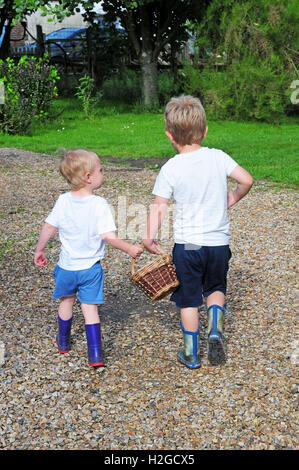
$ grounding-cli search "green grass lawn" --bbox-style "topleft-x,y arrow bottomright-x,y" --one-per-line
0,98 -> 298,187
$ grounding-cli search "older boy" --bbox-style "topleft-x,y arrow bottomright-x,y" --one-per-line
143,96 -> 253,369
34,149 -> 143,367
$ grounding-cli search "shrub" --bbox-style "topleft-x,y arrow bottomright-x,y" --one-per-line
182,56 -> 290,123
0,56 -> 59,134
100,68 -> 182,109
75,74 -> 99,119
183,0 -> 299,123
158,71 -> 182,105
101,68 -> 142,104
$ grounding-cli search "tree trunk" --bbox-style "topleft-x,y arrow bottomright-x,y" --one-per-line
140,51 -> 159,108
0,20 -> 11,60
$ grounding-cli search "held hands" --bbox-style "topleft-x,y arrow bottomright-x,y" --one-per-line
34,250 -> 48,267
128,244 -> 144,259
142,239 -> 161,255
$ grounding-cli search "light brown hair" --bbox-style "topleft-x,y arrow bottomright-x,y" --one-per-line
59,149 -> 100,190
164,95 -> 206,145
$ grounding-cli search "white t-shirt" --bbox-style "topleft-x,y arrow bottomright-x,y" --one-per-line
153,147 -> 238,246
45,192 -> 116,270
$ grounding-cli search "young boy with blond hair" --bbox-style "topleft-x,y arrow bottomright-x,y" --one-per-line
34,149 -> 143,367
143,96 -> 253,369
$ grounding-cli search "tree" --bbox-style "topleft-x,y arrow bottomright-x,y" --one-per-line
194,0 -> 299,68
37,0 -> 210,107
101,0 -> 209,107
1,0 -> 210,106
0,0 -> 20,59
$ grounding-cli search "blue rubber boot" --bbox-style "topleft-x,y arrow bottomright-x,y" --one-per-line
85,323 -> 104,367
177,321 -> 201,369
207,304 -> 226,365
56,315 -> 73,354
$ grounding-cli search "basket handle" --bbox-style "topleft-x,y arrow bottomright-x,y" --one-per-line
130,243 -> 167,276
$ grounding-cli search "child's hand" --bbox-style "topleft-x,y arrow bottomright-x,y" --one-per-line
34,250 -> 48,267
142,240 -> 161,254
227,190 -> 238,209
34,223 -> 56,267
128,244 -> 144,259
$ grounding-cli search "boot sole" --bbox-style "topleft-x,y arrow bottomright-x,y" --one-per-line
56,339 -> 70,354
177,353 -> 201,369
88,361 -> 104,367
208,336 -> 225,365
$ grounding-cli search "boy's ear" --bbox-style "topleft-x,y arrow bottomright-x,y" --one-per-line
84,171 -> 91,183
165,131 -> 175,144
202,126 -> 208,140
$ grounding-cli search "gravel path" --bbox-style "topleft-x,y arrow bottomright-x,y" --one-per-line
0,148 -> 297,450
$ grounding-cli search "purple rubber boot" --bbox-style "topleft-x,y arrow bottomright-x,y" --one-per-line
85,323 -> 104,367
56,315 -> 73,354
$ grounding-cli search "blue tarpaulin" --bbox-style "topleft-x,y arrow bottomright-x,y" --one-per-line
0,21 -> 6,47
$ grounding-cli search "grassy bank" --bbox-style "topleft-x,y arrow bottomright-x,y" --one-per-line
0,98 -> 298,187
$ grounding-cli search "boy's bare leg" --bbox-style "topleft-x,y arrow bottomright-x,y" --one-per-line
206,291 -> 225,308
81,303 -> 100,324
181,292 -> 225,330
58,296 -> 76,320
180,307 -> 199,332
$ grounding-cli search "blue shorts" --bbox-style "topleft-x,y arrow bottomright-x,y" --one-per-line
52,261 -> 105,304
170,244 -> 231,308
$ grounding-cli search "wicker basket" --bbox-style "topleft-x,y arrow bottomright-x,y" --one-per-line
131,247 -> 179,301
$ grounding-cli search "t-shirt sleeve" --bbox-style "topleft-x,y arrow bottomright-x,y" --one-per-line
97,200 -> 116,235
152,167 -> 173,199
45,197 -> 62,228
221,151 -> 239,176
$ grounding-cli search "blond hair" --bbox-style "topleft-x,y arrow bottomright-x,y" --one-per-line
59,149 -> 100,190
164,95 -> 206,145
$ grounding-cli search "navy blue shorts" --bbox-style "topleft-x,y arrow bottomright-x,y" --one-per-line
170,244 -> 231,308
52,261 -> 105,304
